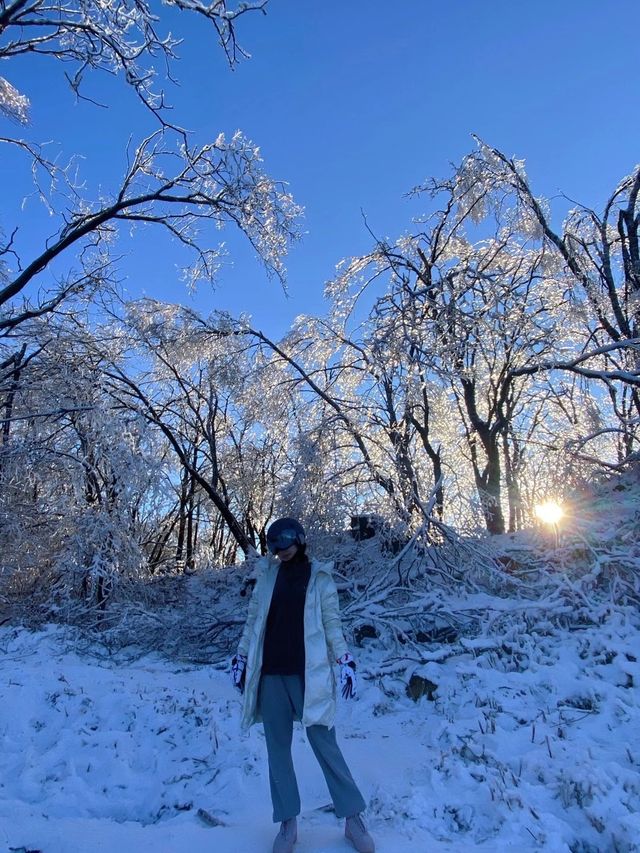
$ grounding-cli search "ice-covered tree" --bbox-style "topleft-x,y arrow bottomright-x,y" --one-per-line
100,300 -> 300,561
317,159 -> 569,532
0,311 -> 168,615
0,0 -> 302,603
458,141 -> 640,467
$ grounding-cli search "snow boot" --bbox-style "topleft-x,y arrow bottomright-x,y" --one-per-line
272,817 -> 297,853
345,813 -> 375,853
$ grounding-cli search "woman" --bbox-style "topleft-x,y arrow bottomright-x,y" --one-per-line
232,517 -> 375,853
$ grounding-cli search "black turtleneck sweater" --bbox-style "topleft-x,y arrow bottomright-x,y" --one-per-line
261,552 -> 311,676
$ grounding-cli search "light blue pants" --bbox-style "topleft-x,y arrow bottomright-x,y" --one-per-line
258,673 -> 366,823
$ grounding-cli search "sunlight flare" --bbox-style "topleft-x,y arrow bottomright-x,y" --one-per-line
535,500 -> 564,525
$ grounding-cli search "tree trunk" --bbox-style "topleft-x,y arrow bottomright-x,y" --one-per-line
407,383 -> 444,519
502,429 -> 524,533
0,344 -> 26,484
461,378 -> 505,535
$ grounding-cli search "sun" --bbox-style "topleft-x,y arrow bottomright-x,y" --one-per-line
535,500 -> 564,525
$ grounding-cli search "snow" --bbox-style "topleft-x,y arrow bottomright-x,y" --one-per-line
1,608 -> 638,852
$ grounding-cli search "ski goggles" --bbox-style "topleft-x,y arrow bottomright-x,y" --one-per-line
267,529 -> 300,554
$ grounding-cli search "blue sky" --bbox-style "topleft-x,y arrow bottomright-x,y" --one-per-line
3,0 -> 640,338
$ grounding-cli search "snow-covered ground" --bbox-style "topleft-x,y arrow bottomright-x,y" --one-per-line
1,608 -> 638,853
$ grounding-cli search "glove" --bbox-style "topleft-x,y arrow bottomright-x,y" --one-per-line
337,652 -> 357,699
231,654 -> 247,693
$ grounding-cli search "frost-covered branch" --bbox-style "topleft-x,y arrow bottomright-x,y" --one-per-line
510,339 -> 640,387
0,130 -> 301,330
0,0 -> 268,123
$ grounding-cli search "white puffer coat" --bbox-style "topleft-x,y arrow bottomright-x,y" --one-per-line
237,556 -> 349,731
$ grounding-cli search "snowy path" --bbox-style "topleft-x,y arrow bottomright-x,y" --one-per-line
0,622 -> 638,852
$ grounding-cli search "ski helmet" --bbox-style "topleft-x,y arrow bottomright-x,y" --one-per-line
266,517 -> 306,554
